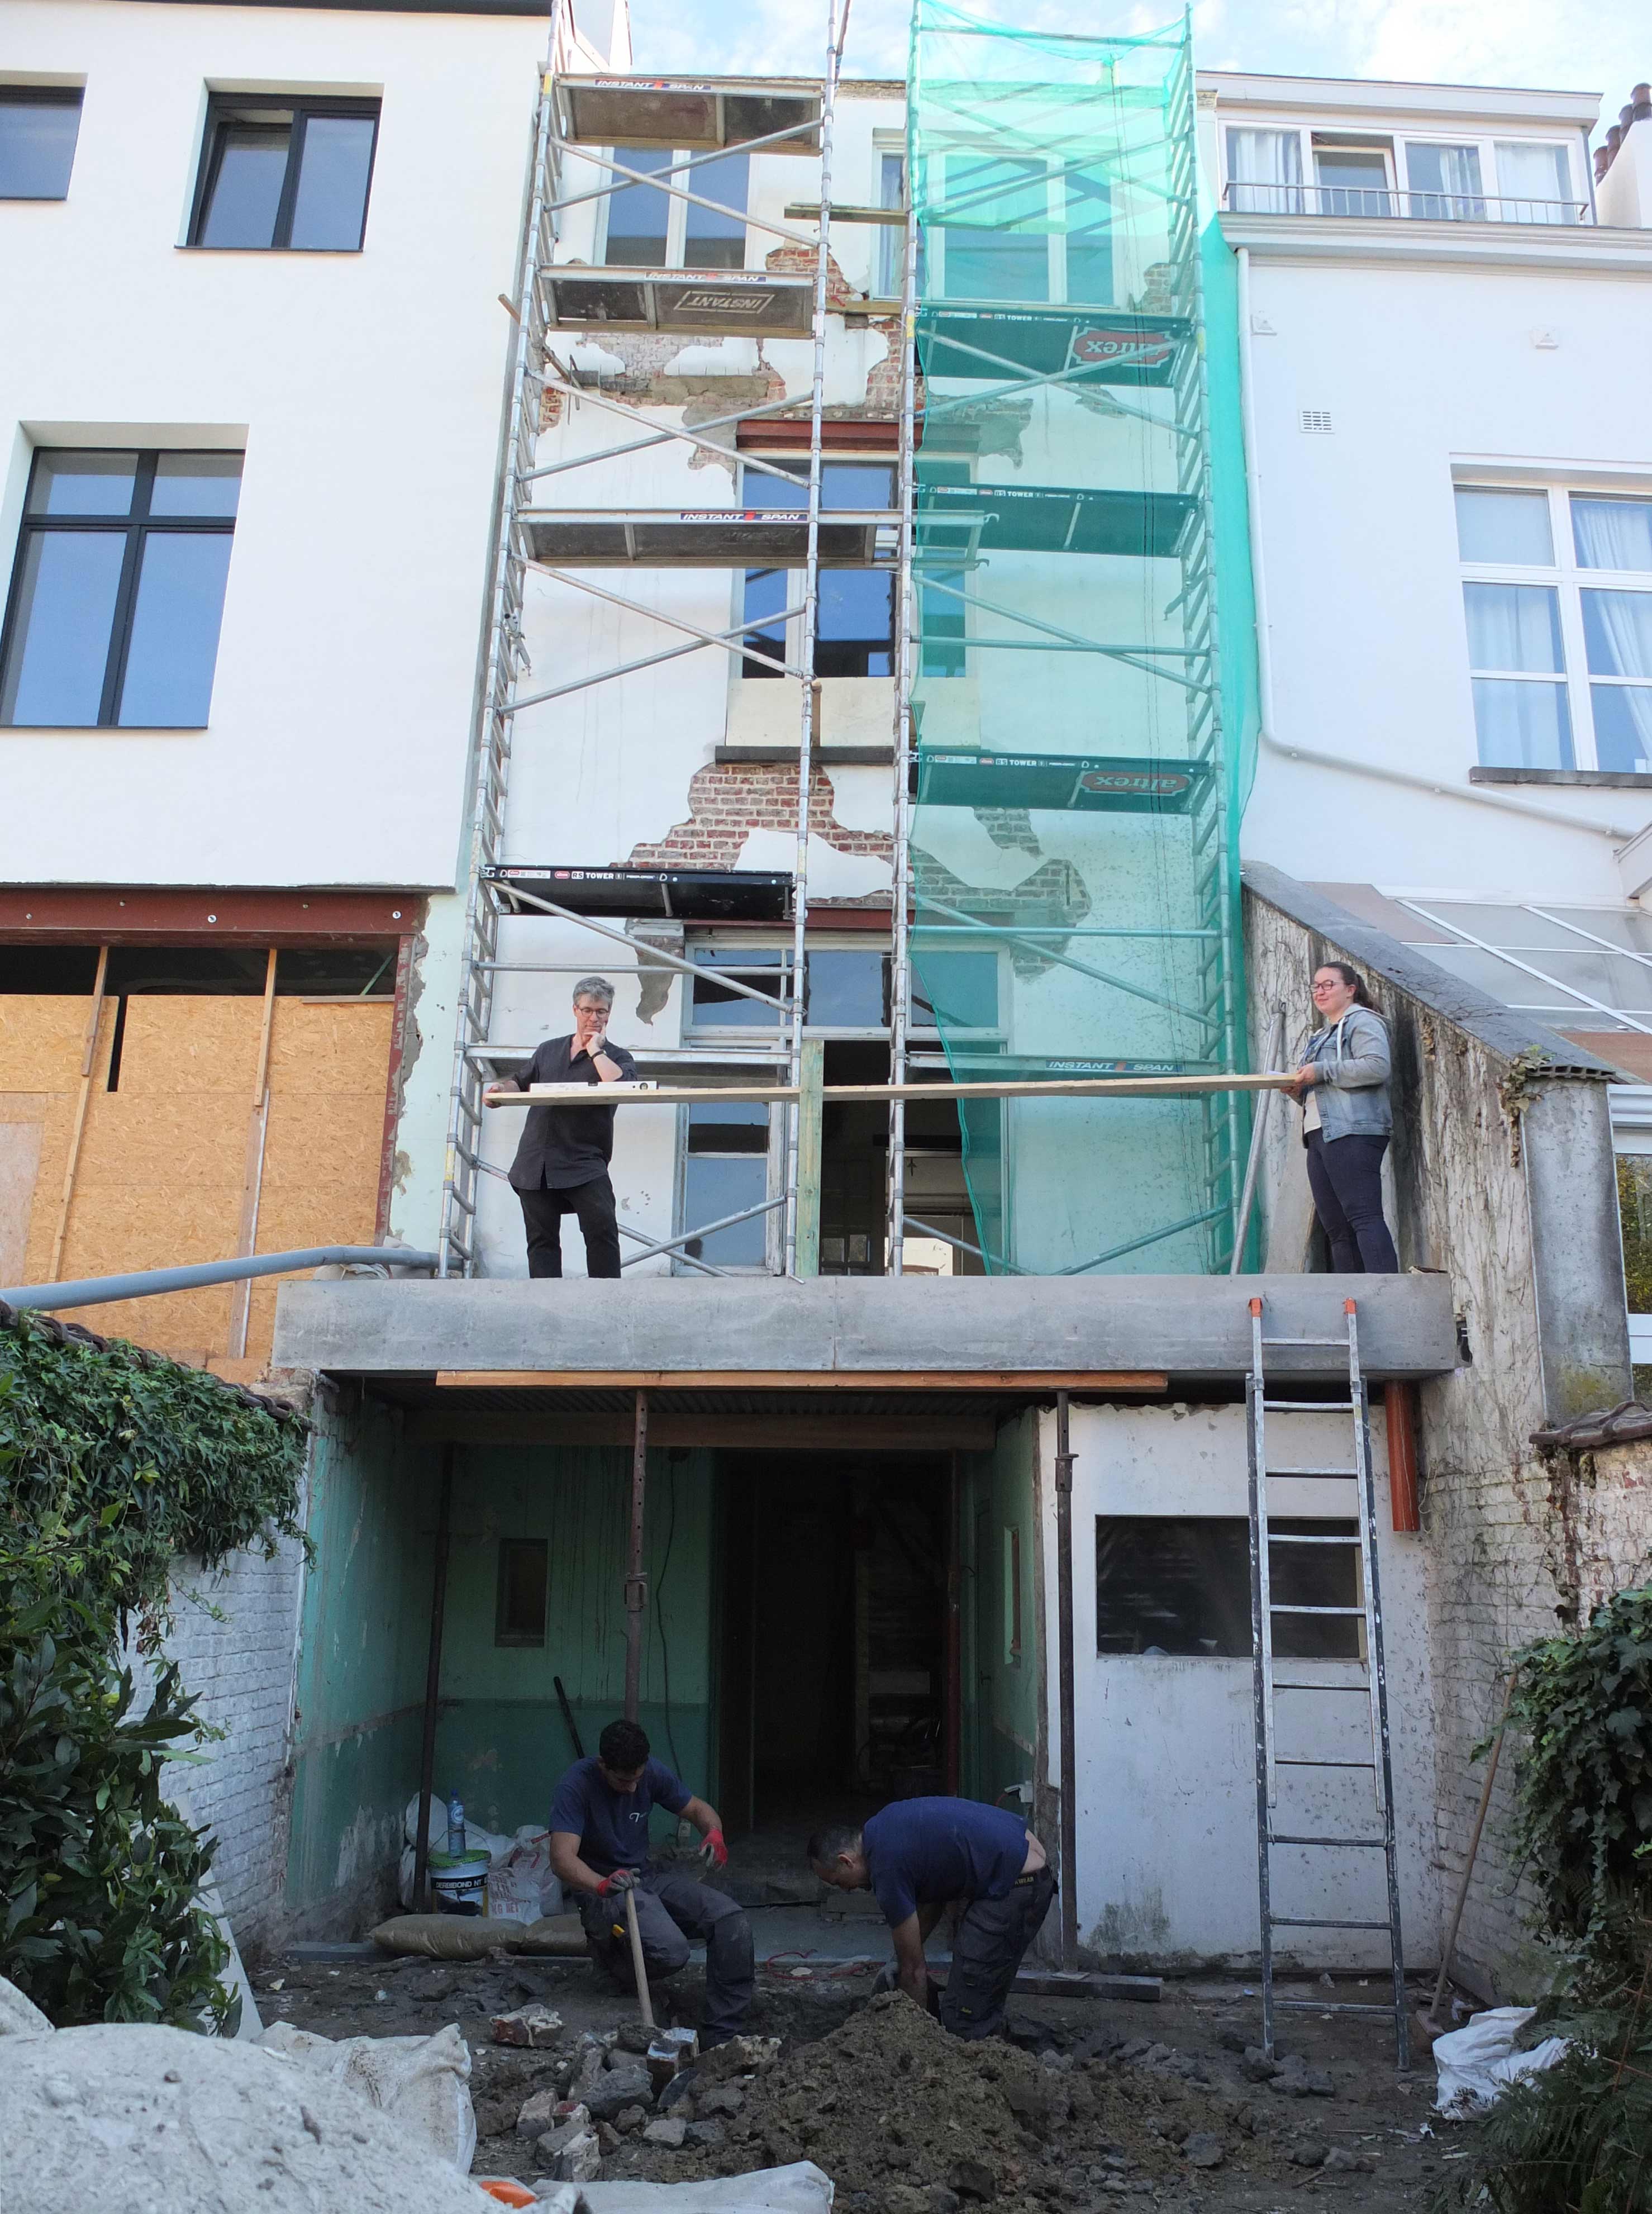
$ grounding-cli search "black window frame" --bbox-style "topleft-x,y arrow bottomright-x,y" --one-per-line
494,1538 -> 550,1648
187,92 -> 381,253
0,85 -> 84,201
0,447 -> 242,730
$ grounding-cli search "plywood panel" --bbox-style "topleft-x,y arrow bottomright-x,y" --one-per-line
0,1105 -> 46,1282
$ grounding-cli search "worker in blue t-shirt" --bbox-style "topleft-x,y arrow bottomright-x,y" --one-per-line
549,1717 -> 753,2046
808,1796 -> 1053,2040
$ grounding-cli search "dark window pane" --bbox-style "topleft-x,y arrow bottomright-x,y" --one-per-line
274,947 -> 398,996
1268,1519 -> 1361,1660
687,1099 -> 769,1152
0,92 -> 82,199
806,949 -> 886,1027
1,530 -> 124,725
0,946 -> 101,994
910,951 -> 998,1029
691,947 -> 787,1028
822,462 -> 896,510
496,1539 -> 548,1646
817,569 -> 893,676
742,564 -> 789,676
944,157 -> 1049,302
105,947 -> 271,994
742,465 -> 805,511
604,145 -> 672,265
1064,169 -> 1112,303
116,533 -> 234,725
31,450 -> 137,516
150,453 -> 242,519
1096,1517 -> 1252,1655
683,1154 -> 769,1264
289,113 -> 376,249
683,150 -> 747,268
199,122 -> 290,248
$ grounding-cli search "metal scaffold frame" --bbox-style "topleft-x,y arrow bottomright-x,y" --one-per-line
439,0 -> 860,1280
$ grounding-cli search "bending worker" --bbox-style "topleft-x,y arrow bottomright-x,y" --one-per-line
549,1719 -> 753,2049
809,1795 -> 1054,2041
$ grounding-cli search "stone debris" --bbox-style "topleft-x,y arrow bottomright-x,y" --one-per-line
686,2118 -> 726,2149
1288,2136 -> 1329,2167
585,2063 -> 654,2120
1180,2132 -> 1225,2169
549,2127 -> 602,2183
643,2115 -> 689,2148
492,2004 -> 564,2049
517,2090 -> 582,2139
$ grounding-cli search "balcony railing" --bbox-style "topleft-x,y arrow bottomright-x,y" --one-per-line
1222,182 -> 1591,226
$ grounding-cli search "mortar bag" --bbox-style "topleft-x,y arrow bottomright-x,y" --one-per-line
259,2018 -> 477,2171
1432,2006 -> 1572,2117
489,1830 -> 562,1925
370,1913 -> 523,1960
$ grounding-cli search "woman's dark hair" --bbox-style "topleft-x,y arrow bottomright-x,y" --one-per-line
1314,959 -> 1374,1008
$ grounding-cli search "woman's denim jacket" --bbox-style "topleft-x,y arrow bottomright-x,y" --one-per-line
1299,1004 -> 1392,1141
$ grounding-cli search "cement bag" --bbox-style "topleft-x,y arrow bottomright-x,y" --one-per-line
504,1913 -> 588,1958
1434,2006 -> 1572,2116
370,1913 -> 521,1960
578,2161 -> 836,2213
260,2018 -> 477,2172
489,1830 -> 563,1925
399,1796 -> 516,1910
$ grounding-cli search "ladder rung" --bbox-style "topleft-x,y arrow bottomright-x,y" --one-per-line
1268,1533 -> 1362,1547
1276,1680 -> 1370,1692
1269,1916 -> 1392,1930
1269,1833 -> 1386,1847
1273,1999 -> 1398,2015
1261,1335 -> 1349,1347
1270,1603 -> 1366,1616
1276,1756 -> 1375,1769
1266,1466 -> 1356,1477
1265,1399 -> 1355,1410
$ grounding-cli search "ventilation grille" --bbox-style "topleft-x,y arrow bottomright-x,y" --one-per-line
1298,408 -> 1334,434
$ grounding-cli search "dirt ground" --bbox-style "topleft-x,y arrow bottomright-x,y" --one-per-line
254,1945 -> 1470,2211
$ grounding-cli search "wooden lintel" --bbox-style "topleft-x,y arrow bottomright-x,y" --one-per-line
406,1412 -> 999,1450
432,1369 -> 1169,1393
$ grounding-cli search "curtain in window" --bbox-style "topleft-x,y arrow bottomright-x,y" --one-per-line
1573,497 -> 1652,573
1494,141 -> 1573,223
1225,128 -> 1303,213
1464,581 -> 1563,671
1464,582 -> 1572,768
1582,590 -> 1652,771
1405,142 -> 1484,221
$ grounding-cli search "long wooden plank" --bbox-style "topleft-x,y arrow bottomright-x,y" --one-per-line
406,1411 -> 999,1449
488,1073 -> 1294,1108
433,1368 -> 1169,1391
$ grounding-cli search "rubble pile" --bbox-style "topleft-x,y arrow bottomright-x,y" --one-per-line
607,1994 -> 1370,2209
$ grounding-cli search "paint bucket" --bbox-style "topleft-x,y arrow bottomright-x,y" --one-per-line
429,1847 -> 490,1916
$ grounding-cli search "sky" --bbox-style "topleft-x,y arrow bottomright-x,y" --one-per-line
619,0 -> 1647,131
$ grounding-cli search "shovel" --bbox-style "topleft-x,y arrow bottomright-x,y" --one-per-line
623,1884 -> 655,2031
1413,1664 -> 1520,2054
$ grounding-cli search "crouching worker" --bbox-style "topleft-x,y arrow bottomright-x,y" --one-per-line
809,1797 -> 1054,2041
549,1718 -> 753,2048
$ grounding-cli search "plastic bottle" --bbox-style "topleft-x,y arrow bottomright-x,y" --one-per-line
447,1793 -> 465,1856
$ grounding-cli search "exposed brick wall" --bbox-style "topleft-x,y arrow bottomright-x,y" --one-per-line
127,1528 -> 308,1954
626,759 -> 892,878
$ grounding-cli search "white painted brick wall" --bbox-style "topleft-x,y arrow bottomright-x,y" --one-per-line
127,1510 -> 309,1951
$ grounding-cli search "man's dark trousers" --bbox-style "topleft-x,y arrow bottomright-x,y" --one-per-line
578,1873 -> 754,2044
939,1867 -> 1056,2040
518,1172 -> 621,1279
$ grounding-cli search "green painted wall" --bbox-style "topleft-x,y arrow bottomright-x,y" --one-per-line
285,1394 -> 441,1930
961,1414 -> 1040,1807
434,1445 -> 716,1850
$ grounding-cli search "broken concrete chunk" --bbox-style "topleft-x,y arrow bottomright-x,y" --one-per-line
493,2004 -> 564,2049
548,2126 -> 602,2183
585,2064 -> 654,2120
1240,2045 -> 1283,2082
518,2091 -> 584,2139
685,2118 -> 726,2149
614,2104 -> 649,2134
643,2114 -> 688,2148
596,2120 -> 622,2153
1287,2137 -> 1329,2168
696,2083 -> 745,2117
1322,2146 -> 1363,2172
1181,2132 -> 1225,2169
948,2158 -> 997,2201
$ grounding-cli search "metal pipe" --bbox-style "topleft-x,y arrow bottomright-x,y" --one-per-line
886,174 -> 918,1279
491,885 -> 789,1010
517,571 -> 807,687
413,1446 -> 455,1913
544,116 -> 827,220
1054,1393 -> 1078,1968
529,379 -> 820,490
520,388 -> 807,484
623,1391 -> 649,1722
945,1451 -> 963,1793
2,1245 -> 440,1314
1229,1003 -> 1287,1273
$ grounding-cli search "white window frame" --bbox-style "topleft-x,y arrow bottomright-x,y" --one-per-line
873,134 -> 906,300
1220,120 -> 1579,224
596,144 -> 750,270
926,150 -> 1117,307
1457,482 -> 1652,775
1609,1087 -> 1652,1365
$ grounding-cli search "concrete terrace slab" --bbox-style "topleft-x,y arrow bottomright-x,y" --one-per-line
272,1273 -> 1456,1384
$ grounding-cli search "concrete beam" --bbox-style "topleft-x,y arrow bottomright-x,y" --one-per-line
274,1272 -> 1456,1385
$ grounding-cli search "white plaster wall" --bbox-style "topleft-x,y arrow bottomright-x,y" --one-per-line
0,0 -> 554,889
1237,248 -> 1652,899
1040,1400 -> 1439,1972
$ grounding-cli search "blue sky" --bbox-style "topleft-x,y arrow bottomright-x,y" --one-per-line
621,0 -> 1645,135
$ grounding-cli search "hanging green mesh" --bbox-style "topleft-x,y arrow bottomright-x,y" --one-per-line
906,0 -> 1260,1276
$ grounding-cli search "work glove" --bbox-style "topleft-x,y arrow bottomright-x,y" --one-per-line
870,1961 -> 897,1997
699,1828 -> 729,1871
596,1869 -> 635,1897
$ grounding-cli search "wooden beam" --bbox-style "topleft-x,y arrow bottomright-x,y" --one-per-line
404,1410 -> 999,1450
488,1073 -> 1295,1109
433,1369 -> 1168,1392
49,945 -> 108,1280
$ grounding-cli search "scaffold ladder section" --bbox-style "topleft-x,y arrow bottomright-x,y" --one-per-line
439,4 -> 851,1278
1245,1296 -> 1409,2066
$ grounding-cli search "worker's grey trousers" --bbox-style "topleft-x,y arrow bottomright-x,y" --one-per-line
940,1867 -> 1056,2041
579,1873 -> 754,2046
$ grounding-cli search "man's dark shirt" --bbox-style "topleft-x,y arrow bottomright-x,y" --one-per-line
863,1797 -> 1029,1927
508,1032 -> 639,1191
548,1755 -> 691,1876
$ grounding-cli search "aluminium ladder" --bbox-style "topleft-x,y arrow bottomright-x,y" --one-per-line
1245,1295 -> 1409,2065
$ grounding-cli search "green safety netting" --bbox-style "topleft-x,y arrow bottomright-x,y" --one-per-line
906,0 -> 1260,1276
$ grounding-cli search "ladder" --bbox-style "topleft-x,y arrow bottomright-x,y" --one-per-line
1245,1294 -> 1408,2065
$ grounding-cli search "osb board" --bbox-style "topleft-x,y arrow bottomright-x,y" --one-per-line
0,1113 -> 47,1282
27,997 -> 391,1373
2,997 -> 109,1292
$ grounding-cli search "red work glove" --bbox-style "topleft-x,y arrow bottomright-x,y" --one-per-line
596,1869 -> 635,1897
699,1828 -> 728,1871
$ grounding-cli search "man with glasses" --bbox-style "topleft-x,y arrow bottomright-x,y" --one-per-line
487,976 -> 637,1278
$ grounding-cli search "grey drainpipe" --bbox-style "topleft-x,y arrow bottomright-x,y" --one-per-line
1,1246 -> 439,1314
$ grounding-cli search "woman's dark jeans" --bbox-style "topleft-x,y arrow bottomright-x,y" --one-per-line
1305,1130 -> 1399,1274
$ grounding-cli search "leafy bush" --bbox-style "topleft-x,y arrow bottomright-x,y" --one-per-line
0,1317 -> 308,2026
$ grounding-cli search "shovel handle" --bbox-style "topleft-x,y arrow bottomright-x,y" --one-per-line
624,1884 -> 655,2030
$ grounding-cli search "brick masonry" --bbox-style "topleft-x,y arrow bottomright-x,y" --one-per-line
626,758 -> 892,883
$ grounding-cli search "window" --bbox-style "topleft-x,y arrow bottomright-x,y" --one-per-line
688,944 -> 791,1031
1004,1527 -> 1022,1661
741,459 -> 897,680
1405,142 -> 1484,221
189,95 -> 379,251
1456,486 -> 1652,774
680,1099 -> 770,1268
0,87 -> 82,199
495,1540 -> 549,1647
876,150 -> 905,298
1493,140 -> 1575,224
1096,1517 -> 1361,1660
685,944 -> 887,1032
1222,121 -> 1575,224
932,153 -> 1112,306
1225,127 -> 1305,215
1313,139 -> 1394,217
1,449 -> 241,729
601,146 -> 748,269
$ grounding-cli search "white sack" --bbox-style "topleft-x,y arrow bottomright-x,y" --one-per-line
1434,2006 -> 1572,2116
260,2018 -> 478,2172
399,1795 -> 517,1910
575,2161 -> 835,2212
